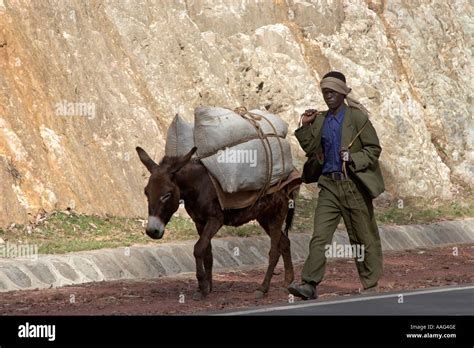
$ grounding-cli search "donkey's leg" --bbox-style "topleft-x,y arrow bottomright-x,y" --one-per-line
255,217 -> 282,299
194,222 -> 213,294
203,243 -> 213,293
193,219 -> 221,301
279,233 -> 294,286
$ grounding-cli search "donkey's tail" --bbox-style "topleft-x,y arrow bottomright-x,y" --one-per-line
283,189 -> 298,236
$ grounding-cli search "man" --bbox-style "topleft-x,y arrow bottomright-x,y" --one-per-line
288,71 -> 385,300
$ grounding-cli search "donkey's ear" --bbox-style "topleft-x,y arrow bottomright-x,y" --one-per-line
136,147 -> 158,173
170,146 -> 197,174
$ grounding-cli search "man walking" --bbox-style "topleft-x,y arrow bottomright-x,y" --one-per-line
289,71 -> 385,300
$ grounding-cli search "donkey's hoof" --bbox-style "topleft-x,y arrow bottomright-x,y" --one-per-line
192,291 -> 204,301
254,290 -> 266,299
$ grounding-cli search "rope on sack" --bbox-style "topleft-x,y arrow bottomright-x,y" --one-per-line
233,106 -> 287,208
233,106 -> 272,207
256,113 -> 286,193
196,106 -> 287,207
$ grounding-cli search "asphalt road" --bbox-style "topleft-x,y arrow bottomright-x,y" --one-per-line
217,284 -> 474,315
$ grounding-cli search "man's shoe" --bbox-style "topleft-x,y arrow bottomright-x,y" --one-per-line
288,282 -> 317,300
359,283 -> 379,294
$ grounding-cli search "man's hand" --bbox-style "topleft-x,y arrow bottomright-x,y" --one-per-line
301,109 -> 318,126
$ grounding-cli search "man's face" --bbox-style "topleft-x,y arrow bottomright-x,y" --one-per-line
322,88 -> 345,110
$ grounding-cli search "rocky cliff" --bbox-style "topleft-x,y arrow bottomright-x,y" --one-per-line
0,0 -> 472,226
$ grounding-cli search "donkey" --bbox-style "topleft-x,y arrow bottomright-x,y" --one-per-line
136,146 -> 299,300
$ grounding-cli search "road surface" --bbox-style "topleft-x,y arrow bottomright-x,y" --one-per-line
217,284 -> 474,315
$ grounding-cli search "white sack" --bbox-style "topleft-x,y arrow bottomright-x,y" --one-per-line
165,114 -> 195,157
194,106 -> 293,193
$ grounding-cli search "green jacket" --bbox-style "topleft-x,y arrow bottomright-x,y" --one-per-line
295,105 -> 385,198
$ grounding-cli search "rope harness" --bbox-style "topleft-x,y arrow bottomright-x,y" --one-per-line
197,106 -> 288,208
233,107 -> 286,207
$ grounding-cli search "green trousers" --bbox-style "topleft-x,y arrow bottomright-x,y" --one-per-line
301,174 -> 383,289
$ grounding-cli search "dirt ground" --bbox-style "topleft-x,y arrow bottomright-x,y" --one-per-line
0,244 -> 472,315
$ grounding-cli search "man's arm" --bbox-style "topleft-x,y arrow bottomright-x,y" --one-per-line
295,109 -> 322,155
295,124 -> 318,155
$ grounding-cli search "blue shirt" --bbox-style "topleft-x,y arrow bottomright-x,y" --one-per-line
322,105 -> 346,174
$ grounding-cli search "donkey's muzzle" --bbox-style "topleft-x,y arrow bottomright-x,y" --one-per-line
146,216 -> 165,239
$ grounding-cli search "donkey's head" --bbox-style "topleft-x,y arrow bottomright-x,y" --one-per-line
136,146 -> 197,239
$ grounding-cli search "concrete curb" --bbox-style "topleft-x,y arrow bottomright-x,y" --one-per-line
0,219 -> 472,292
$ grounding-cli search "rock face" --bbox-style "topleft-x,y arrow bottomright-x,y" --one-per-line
0,0 -> 472,227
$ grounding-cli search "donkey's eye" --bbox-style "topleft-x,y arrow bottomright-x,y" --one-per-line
160,192 -> 172,202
